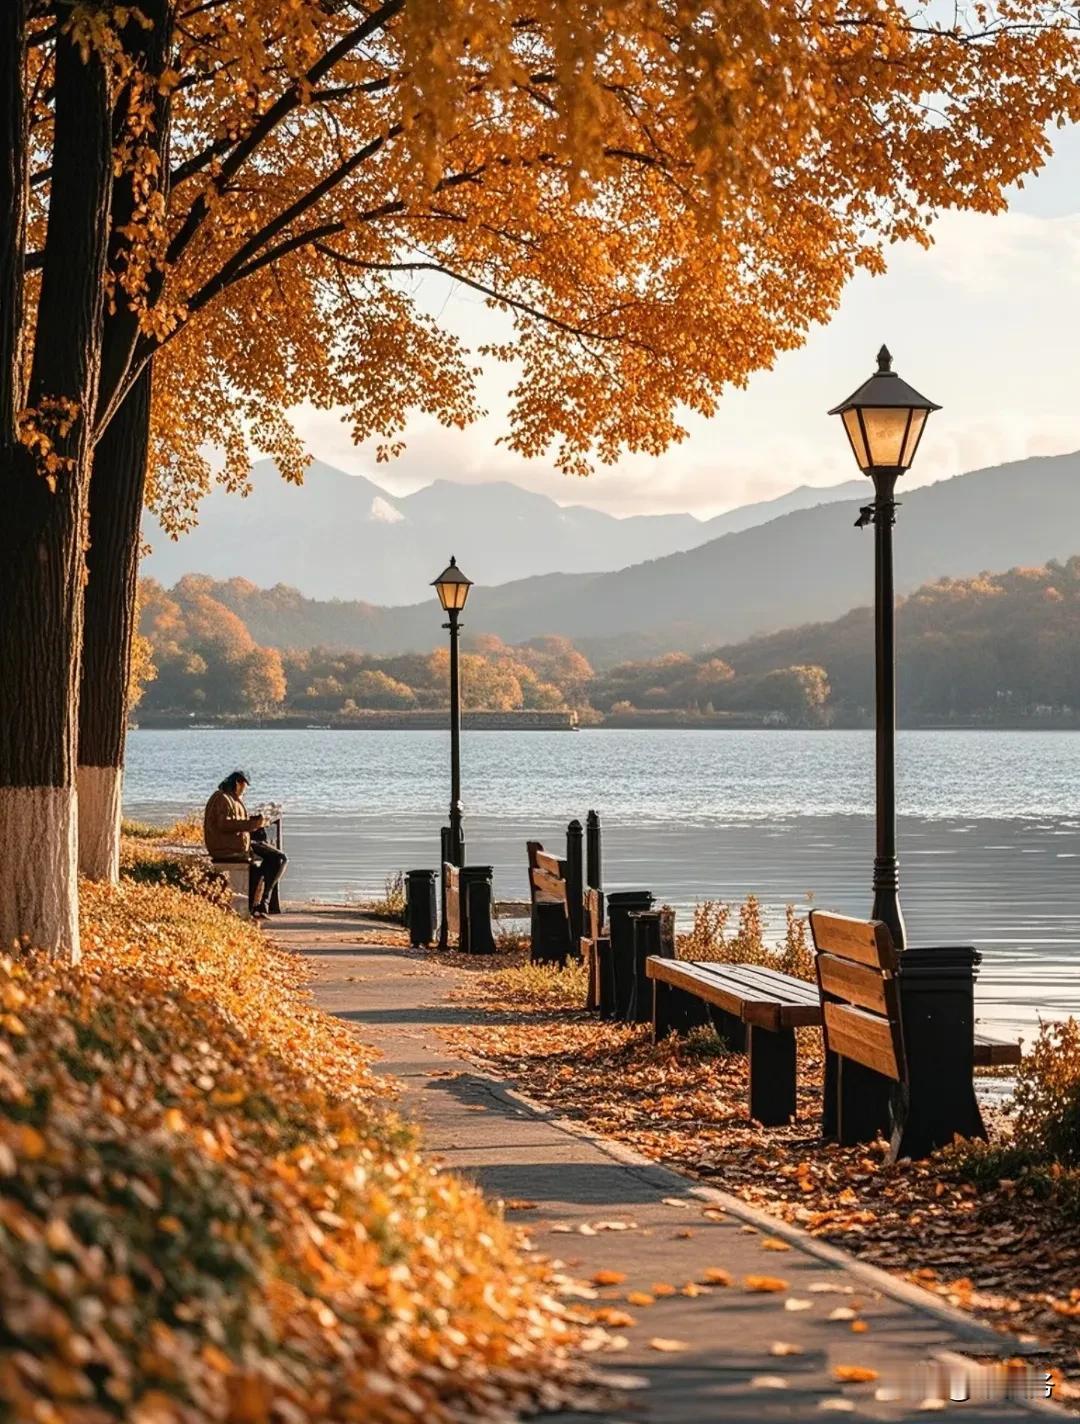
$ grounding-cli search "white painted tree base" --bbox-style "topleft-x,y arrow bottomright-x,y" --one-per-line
0,785 -> 80,962
77,763 -> 122,883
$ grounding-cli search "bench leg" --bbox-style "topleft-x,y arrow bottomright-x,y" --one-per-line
653,979 -> 674,1042
707,1004 -> 746,1052
748,1025 -> 797,1127
837,1057 -> 893,1146
822,1049 -> 839,1138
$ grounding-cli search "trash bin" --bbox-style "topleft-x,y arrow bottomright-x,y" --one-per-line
406,869 -> 437,948
605,890 -> 653,1019
459,865 -> 496,954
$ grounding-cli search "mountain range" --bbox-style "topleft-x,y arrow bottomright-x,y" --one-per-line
187,450 -> 1080,664
143,460 -> 865,604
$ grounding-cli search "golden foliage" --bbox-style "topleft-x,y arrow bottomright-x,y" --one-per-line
0,876 -> 578,1422
24,1 -> 1080,515
676,896 -> 814,980
1012,1018 -> 1080,1165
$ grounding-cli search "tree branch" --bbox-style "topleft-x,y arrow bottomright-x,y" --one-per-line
164,0 -> 404,266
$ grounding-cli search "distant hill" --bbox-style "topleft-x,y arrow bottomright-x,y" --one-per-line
157,451 -> 1080,665
363,450 -> 1080,660
591,556 -> 1080,725
141,459 -> 864,604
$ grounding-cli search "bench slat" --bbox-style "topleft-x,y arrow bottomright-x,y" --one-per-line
824,1002 -> 902,1081
530,868 -> 568,904
647,958 -> 821,1030
817,952 -> 890,1017
710,963 -> 819,1002
810,911 -> 895,971
534,850 -> 564,878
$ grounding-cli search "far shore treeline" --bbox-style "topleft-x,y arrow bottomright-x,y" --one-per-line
136,558 -> 1080,729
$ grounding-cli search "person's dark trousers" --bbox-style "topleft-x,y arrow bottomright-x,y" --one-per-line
249,844 -> 287,913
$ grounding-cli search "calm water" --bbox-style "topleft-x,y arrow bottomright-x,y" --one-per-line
124,728 -> 1080,1038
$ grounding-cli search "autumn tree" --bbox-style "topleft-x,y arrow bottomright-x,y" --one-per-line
6,1 -> 1080,958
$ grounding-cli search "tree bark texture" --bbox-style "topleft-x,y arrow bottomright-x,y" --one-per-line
0,16 -> 113,959
77,0 -> 172,881
78,368 -> 151,880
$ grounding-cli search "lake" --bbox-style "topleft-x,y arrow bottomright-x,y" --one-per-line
124,727 -> 1080,1040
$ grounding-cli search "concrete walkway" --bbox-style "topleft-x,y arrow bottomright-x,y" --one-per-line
272,907 -> 1061,1422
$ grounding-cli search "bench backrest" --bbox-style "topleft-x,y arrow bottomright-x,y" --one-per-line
527,841 -> 569,912
809,910 -> 905,1083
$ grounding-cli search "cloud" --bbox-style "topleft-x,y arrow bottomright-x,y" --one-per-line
369,495 -> 405,524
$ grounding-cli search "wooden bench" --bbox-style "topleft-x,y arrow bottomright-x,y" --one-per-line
527,816 -> 596,966
648,957 -> 820,1126
810,910 -> 1022,1160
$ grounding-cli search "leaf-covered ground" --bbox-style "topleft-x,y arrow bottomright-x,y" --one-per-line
441,960 -> 1080,1404
0,877 -> 586,1423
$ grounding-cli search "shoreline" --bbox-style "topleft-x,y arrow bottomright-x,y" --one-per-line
129,716 -> 1080,732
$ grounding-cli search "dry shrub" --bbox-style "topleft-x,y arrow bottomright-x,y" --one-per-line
676,895 -> 814,981
1013,1017 -> 1080,1166
493,920 -> 531,954
0,877 -> 577,1422
366,870 -> 406,920
479,959 -> 590,1008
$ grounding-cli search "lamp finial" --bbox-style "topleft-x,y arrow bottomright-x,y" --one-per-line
877,344 -> 893,374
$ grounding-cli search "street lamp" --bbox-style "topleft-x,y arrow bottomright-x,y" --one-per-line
830,346 -> 940,950
432,556 -> 473,870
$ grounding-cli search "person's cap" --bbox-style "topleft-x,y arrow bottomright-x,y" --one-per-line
231,770 -> 251,785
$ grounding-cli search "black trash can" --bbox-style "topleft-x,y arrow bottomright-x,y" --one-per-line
459,864 -> 497,954
406,869 -> 437,948
604,890 -> 653,1019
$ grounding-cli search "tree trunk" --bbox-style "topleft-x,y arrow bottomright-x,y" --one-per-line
77,0 -> 172,882
0,15 -> 113,961
78,368 -> 151,880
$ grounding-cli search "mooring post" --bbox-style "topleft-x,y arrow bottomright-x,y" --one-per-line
566,818 -> 584,950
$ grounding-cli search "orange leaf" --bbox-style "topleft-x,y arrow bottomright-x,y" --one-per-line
592,1270 -> 626,1286
833,1365 -> 878,1383
744,1275 -> 789,1293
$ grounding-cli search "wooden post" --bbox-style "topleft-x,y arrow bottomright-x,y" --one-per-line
585,810 -> 602,892
566,819 -> 584,951
628,910 -> 662,1023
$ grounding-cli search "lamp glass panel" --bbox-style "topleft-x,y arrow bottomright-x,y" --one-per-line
841,409 -> 871,471
436,578 -> 469,611
859,406 -> 913,469
899,409 -> 928,468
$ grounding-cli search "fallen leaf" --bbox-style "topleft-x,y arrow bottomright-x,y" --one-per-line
651,1283 -> 677,1297
784,1298 -> 812,1312
648,1337 -> 689,1352
681,1281 -> 707,1297
818,1399 -> 856,1413
751,1375 -> 789,1389
761,1237 -> 791,1252
703,1267 -> 733,1286
592,1270 -> 626,1286
769,1341 -> 804,1356
592,1308 -> 636,1327
744,1276 -> 789,1293
833,1365 -> 878,1383
626,1291 -> 655,1307
828,1307 -> 858,1322
662,1197 -> 689,1209
850,1320 -> 869,1334
503,1200 -> 537,1211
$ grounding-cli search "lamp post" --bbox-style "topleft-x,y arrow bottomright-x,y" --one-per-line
829,346 -> 939,951
432,556 -> 473,869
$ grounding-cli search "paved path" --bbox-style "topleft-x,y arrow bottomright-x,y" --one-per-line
273,907 -> 1061,1422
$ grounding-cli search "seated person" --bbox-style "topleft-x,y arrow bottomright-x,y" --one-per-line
203,770 -> 287,919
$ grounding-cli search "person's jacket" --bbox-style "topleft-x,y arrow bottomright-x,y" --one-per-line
203,789 -> 259,860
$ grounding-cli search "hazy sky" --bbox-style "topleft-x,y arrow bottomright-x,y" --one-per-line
288,126 -> 1080,521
